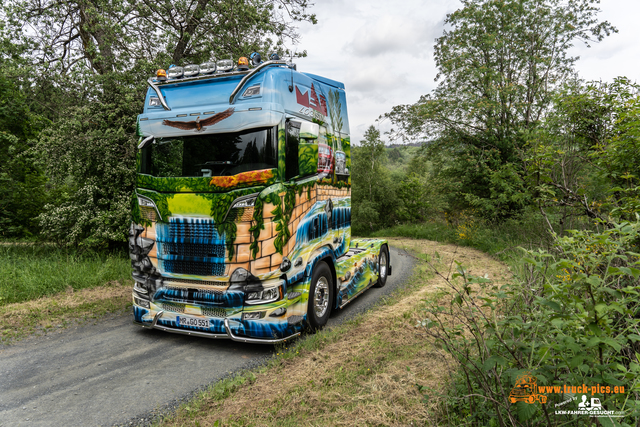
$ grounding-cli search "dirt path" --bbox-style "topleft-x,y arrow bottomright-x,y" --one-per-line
0,246 -> 416,427
161,238 -> 513,427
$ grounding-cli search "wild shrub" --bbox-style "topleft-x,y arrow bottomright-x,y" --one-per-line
419,221 -> 640,426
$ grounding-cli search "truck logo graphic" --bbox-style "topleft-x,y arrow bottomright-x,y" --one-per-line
510,373 -> 548,404
296,84 -> 327,116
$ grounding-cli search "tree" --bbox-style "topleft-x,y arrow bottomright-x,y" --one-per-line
351,126 -> 402,233
0,0 -> 316,247
0,71 -> 49,237
386,0 -> 616,220
528,78 -> 640,231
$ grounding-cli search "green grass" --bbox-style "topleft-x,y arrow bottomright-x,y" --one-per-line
368,212 -> 555,261
0,244 -> 131,305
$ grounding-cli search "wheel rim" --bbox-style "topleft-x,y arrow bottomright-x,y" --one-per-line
380,251 -> 387,279
314,276 -> 330,318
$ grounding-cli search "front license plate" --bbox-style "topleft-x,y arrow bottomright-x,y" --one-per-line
177,316 -> 209,328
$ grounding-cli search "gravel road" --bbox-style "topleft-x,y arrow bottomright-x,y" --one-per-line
0,246 -> 415,427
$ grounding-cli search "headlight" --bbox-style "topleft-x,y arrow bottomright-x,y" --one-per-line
137,195 -> 162,221
244,282 -> 283,305
231,197 -> 256,209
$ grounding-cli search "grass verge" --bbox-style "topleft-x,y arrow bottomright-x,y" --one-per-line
0,279 -> 132,344
0,243 -> 131,304
157,238 -> 512,427
368,212 -> 554,261
0,243 -> 133,343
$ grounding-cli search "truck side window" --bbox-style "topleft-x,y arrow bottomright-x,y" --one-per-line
285,120 -> 300,180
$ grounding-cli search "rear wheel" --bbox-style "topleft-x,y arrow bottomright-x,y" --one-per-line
373,245 -> 389,288
306,261 -> 333,330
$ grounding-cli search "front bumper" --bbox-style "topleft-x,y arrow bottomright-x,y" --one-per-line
133,309 -> 301,344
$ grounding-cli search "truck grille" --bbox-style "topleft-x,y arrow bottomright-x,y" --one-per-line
164,278 -> 226,287
162,242 -> 225,258
161,260 -> 225,276
168,218 -> 221,240
159,302 -> 226,318
202,307 -> 226,318
160,302 -> 185,313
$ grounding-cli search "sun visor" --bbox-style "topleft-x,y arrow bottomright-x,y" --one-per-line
138,107 -> 283,138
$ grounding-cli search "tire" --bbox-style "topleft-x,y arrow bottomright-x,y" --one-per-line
373,245 -> 389,288
306,261 -> 333,330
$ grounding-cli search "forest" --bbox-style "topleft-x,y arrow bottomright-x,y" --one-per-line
2,0 -> 640,425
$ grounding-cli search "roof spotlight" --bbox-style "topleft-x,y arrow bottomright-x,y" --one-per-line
183,64 -> 200,77
269,53 -> 280,61
167,66 -> 184,79
216,59 -> 234,72
250,52 -> 263,66
200,61 -> 217,74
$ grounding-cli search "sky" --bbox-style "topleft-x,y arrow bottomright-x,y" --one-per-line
293,0 -> 640,145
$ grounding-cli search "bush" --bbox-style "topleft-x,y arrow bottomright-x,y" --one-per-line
419,220 -> 640,426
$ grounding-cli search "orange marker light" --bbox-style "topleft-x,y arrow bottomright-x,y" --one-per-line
156,69 -> 167,81
237,57 -> 250,71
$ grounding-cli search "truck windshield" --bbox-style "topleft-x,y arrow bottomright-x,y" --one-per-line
140,126 -> 278,177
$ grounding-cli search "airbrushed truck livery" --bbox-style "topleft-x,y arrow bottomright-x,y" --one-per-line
130,57 -> 391,343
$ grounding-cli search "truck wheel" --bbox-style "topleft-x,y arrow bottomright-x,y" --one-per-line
306,261 -> 333,330
373,245 -> 389,288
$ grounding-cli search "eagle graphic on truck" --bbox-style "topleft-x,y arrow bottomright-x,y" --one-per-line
130,53 -> 391,343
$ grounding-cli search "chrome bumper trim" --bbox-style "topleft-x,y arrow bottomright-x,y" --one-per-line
223,318 -> 300,344
134,310 -> 301,344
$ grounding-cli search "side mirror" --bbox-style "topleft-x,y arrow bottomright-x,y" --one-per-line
299,122 -> 319,140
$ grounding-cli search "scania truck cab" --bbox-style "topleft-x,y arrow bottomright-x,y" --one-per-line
130,55 -> 391,343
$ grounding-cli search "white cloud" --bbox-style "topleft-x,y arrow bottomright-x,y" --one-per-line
345,15 -> 440,59
294,0 -> 640,144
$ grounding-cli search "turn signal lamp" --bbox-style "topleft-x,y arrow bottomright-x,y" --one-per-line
237,57 -> 250,71
156,69 -> 167,81
183,64 -> 200,77
167,66 -> 184,79
200,61 -> 217,74
216,59 -> 234,72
